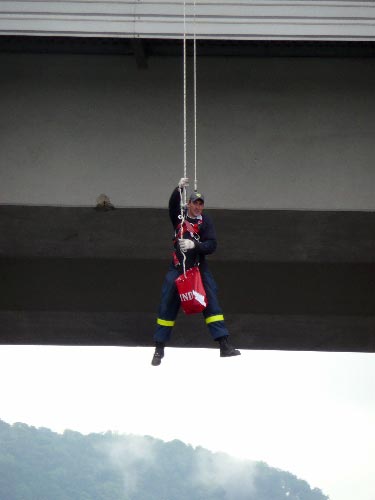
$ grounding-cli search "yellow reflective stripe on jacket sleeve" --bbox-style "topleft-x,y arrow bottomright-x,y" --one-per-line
205,315 -> 224,325
157,318 -> 175,327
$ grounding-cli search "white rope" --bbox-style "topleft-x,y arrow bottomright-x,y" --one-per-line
180,0 -> 199,275
193,0 -> 198,193
183,0 -> 187,206
179,186 -> 187,276
182,0 -> 198,196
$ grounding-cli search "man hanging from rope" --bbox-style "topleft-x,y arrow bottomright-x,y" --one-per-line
151,177 -> 241,366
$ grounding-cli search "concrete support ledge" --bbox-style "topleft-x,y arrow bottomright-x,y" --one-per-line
0,311 -> 374,353
1,206 -> 375,352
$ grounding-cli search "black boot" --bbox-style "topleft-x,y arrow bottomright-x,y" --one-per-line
218,336 -> 241,357
151,342 -> 165,366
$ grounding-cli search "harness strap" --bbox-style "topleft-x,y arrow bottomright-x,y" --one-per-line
175,219 -> 201,241
173,210 -> 203,270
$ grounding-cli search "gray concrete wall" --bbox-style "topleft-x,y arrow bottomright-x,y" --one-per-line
1,205 -> 375,351
1,53 -> 375,210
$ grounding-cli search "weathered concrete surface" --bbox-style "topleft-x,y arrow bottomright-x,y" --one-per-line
2,205 -> 375,261
2,53 -> 375,212
1,206 -> 375,352
1,311 -> 375,352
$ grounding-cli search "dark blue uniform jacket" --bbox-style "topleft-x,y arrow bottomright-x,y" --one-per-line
169,187 -> 217,271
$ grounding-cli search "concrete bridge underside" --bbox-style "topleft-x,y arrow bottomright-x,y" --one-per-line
1,206 -> 374,352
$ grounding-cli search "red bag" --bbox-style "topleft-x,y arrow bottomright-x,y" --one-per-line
175,266 -> 208,315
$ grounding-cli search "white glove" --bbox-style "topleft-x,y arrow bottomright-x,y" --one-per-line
179,239 -> 195,252
178,177 -> 189,188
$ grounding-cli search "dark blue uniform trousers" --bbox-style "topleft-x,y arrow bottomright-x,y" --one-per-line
154,264 -> 229,343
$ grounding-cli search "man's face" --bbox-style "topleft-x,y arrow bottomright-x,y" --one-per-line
187,199 -> 204,218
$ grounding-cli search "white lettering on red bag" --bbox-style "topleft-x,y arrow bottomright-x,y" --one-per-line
179,290 -> 207,308
180,291 -> 194,302
193,290 -> 207,307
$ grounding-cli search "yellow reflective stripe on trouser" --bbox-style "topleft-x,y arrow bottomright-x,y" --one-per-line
205,315 -> 224,325
157,318 -> 175,327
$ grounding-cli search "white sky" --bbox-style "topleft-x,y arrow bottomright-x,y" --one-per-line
0,345 -> 374,500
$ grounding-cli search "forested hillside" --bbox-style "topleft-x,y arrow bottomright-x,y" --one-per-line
0,419 -> 329,500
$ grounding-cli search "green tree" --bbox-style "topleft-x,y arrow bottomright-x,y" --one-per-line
0,419 -> 329,500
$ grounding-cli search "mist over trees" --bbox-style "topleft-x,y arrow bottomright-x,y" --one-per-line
0,419 -> 329,500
